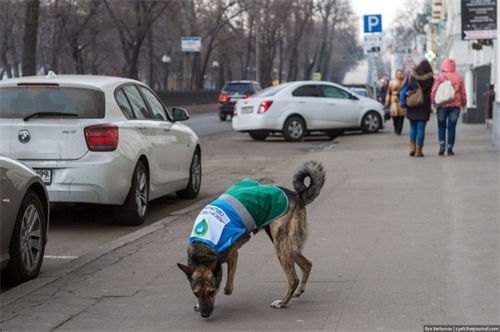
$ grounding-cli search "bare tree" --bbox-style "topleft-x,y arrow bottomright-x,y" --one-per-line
22,0 -> 40,76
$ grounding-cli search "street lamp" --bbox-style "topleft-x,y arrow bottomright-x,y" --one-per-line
212,61 -> 220,90
162,55 -> 171,91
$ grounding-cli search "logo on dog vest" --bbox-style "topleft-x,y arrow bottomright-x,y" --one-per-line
193,219 -> 208,237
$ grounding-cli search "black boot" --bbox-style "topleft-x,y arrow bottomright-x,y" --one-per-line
447,148 -> 454,156
438,145 -> 445,156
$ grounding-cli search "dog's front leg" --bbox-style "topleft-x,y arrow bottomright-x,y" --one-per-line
224,248 -> 238,295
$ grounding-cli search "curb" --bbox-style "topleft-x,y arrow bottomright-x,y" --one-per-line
1,195 -> 216,306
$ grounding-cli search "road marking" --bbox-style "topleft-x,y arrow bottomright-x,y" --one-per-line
44,255 -> 78,259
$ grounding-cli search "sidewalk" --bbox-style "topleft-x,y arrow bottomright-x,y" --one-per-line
1,118 -> 498,331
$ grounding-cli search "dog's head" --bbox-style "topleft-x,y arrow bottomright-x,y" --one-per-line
178,243 -> 223,318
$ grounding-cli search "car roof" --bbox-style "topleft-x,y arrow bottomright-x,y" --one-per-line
0,74 -> 142,91
224,80 -> 259,84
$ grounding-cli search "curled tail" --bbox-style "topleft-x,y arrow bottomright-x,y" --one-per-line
292,160 -> 326,206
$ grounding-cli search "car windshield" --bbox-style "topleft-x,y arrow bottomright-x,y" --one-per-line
222,83 -> 254,95
253,84 -> 288,97
0,86 -> 105,119
350,89 -> 368,97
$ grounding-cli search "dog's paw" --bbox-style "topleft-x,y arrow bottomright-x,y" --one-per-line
293,288 -> 305,298
270,300 -> 286,308
193,304 -> 199,312
223,286 -> 233,296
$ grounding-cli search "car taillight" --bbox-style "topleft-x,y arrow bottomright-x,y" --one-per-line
84,124 -> 119,152
258,101 -> 273,114
245,95 -> 252,99
219,95 -> 229,102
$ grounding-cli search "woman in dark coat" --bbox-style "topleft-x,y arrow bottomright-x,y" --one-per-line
405,60 -> 434,157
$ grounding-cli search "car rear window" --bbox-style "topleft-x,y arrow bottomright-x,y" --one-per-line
0,86 -> 105,119
222,83 -> 255,94
254,84 -> 288,97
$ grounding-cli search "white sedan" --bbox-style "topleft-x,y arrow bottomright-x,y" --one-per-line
0,73 -> 201,226
232,81 -> 385,141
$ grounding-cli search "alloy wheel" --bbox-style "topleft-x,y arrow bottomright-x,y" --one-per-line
287,120 -> 303,139
364,113 -> 380,132
135,170 -> 148,217
20,204 -> 43,272
190,153 -> 202,193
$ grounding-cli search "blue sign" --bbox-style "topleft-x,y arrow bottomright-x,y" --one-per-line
364,15 -> 382,33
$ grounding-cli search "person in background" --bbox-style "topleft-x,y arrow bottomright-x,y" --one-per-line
430,58 -> 467,156
385,69 -> 406,135
405,60 -> 434,157
378,78 -> 389,104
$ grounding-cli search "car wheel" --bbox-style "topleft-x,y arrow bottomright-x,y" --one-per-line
361,112 -> 381,133
117,161 -> 148,226
249,131 -> 269,141
283,116 -> 305,142
177,149 -> 202,199
219,114 -> 227,121
3,190 -> 46,286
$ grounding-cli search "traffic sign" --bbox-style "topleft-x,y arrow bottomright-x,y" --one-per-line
364,15 -> 382,33
363,35 -> 382,54
312,72 -> 322,81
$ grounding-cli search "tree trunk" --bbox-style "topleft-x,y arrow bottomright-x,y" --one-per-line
21,0 -> 40,76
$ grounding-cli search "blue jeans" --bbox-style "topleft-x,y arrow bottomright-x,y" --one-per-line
409,120 -> 427,146
437,107 -> 461,148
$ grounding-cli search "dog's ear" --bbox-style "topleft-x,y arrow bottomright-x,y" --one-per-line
177,263 -> 194,278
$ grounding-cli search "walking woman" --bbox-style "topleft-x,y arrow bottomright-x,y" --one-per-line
385,69 -> 406,135
431,58 -> 467,155
405,61 -> 434,157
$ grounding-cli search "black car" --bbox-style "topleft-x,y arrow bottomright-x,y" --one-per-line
218,81 -> 262,121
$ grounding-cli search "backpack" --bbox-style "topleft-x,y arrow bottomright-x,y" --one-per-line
435,74 -> 456,105
405,75 -> 424,107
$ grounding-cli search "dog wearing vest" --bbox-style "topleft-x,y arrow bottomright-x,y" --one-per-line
177,160 -> 326,318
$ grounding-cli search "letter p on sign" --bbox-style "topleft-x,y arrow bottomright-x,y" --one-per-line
364,15 -> 382,33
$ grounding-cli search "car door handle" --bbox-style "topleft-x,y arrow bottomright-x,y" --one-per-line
137,125 -> 146,130
299,101 -> 306,104
328,103 -> 336,106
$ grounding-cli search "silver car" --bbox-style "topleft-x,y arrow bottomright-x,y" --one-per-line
0,155 -> 49,286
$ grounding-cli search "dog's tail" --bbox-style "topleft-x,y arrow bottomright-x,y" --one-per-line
292,160 -> 326,206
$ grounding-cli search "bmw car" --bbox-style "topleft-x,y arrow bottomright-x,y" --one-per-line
0,73 -> 202,226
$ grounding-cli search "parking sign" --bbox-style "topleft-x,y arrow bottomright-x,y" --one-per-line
364,15 -> 382,33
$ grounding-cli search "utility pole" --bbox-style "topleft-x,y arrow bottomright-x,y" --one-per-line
182,0 -> 192,91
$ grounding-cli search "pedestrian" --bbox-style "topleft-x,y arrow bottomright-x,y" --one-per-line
405,60 -> 434,157
385,69 -> 406,135
431,58 -> 467,155
378,78 -> 389,104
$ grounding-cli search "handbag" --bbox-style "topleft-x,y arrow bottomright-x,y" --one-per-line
406,76 -> 424,107
435,74 -> 455,105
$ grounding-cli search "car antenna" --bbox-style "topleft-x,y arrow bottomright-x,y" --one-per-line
46,71 -> 57,79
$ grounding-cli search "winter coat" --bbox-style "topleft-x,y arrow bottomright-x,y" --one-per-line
385,78 -> 406,116
430,58 -> 467,108
405,70 -> 434,121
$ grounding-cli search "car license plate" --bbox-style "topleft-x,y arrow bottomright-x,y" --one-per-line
35,169 -> 52,185
241,107 -> 253,114
230,97 -> 242,102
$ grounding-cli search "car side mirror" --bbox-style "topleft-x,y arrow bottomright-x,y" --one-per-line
350,94 -> 359,100
172,107 -> 190,122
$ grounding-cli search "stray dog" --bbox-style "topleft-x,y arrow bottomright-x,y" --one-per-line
177,160 -> 326,318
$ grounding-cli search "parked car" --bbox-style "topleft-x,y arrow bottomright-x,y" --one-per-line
0,155 -> 50,286
0,73 -> 201,226
232,81 -> 385,141
349,87 -> 369,98
218,80 -> 262,121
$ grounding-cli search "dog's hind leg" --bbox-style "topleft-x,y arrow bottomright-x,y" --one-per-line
292,252 -> 312,298
270,251 -> 299,308
224,247 -> 238,295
